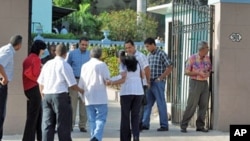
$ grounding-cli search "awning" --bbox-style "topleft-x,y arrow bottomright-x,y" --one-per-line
147,3 -> 172,15
52,5 -> 76,21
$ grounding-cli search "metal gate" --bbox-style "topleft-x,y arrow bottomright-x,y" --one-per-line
169,0 -> 214,129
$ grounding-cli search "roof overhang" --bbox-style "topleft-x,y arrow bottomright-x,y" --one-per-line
147,3 -> 172,15
52,5 -> 76,21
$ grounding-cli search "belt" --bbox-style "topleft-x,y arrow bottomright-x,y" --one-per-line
150,78 -> 157,82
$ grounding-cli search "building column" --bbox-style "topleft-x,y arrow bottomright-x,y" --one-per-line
0,0 -> 29,135
209,0 -> 250,131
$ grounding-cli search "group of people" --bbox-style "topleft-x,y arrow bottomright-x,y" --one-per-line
0,34 -> 212,141
52,26 -> 68,35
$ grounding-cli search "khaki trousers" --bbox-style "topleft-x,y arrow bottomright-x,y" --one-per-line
69,87 -> 87,129
181,79 -> 209,129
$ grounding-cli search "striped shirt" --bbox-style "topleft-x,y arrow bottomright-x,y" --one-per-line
148,48 -> 171,80
0,43 -> 15,81
66,48 -> 90,78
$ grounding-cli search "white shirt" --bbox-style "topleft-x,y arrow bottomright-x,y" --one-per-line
0,43 -> 15,81
78,58 -> 110,105
37,56 -> 77,94
120,50 -> 149,85
119,64 -> 143,96
134,50 -> 149,85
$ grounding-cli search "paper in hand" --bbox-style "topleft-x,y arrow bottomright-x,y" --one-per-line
78,93 -> 84,103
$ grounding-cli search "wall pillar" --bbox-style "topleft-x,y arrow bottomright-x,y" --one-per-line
210,0 -> 250,131
0,0 -> 29,134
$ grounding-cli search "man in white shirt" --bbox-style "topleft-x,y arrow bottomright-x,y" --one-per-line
78,47 -> 110,141
37,44 -> 83,141
0,35 -> 22,140
124,39 -> 151,130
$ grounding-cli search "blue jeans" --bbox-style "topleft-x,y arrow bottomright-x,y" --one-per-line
0,84 -> 7,140
86,104 -> 108,141
142,81 -> 168,128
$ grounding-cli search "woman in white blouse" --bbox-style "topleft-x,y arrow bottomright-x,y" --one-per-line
107,50 -> 143,141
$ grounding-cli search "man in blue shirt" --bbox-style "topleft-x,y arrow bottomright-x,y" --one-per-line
0,35 -> 22,140
67,37 -> 90,132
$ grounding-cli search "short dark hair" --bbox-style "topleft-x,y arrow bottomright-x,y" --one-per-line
144,37 -> 156,45
118,50 -> 138,72
30,40 -> 47,55
10,35 -> 22,46
125,39 -> 134,46
56,44 -> 67,56
79,37 -> 89,43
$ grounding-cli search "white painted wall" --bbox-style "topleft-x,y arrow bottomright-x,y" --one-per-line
32,0 -> 52,33
164,14 -> 172,54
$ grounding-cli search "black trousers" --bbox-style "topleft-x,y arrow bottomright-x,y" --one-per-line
42,93 -> 72,141
139,86 -> 148,129
22,85 -> 42,141
0,84 -> 7,140
120,95 -> 143,141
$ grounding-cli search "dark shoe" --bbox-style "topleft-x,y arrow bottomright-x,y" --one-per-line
90,137 -> 98,141
181,128 -> 187,133
157,127 -> 169,131
196,128 -> 209,132
133,136 -> 140,141
80,128 -> 87,132
141,126 -> 149,130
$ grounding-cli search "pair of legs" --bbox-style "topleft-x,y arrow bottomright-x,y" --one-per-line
142,81 -> 168,129
23,85 -> 42,141
120,95 -> 143,141
69,88 -> 87,130
42,93 -> 72,141
86,104 -> 108,141
0,84 -> 7,140
181,79 -> 209,130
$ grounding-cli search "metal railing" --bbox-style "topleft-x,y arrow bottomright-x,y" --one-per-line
42,38 -> 165,50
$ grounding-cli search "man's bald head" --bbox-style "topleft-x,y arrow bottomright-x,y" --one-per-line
56,44 -> 67,57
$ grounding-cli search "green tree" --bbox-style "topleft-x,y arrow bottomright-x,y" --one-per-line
54,0 -> 102,39
98,9 -> 158,41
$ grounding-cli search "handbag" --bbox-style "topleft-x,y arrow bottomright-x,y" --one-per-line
24,59 -> 37,82
138,62 -> 147,105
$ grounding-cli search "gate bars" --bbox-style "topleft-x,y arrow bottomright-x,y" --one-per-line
169,0 -> 214,129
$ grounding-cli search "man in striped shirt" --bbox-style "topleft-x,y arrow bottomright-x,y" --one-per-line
141,37 -> 172,132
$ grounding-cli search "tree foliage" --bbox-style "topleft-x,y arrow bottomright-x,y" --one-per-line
56,2 -> 102,39
98,9 -> 158,41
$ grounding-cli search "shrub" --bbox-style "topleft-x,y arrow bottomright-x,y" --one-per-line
97,9 -> 158,41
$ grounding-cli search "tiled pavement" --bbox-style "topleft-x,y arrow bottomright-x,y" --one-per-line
2,88 -> 229,141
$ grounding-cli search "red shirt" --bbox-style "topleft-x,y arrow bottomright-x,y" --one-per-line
22,53 -> 41,91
